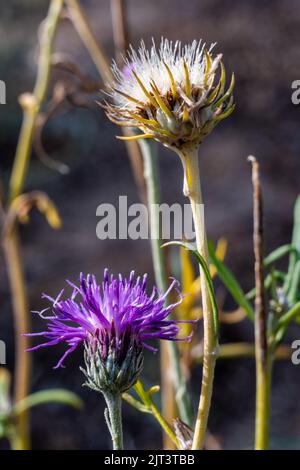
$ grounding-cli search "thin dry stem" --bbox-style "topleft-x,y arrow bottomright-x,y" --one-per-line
110,0 -> 129,67
67,0 -> 147,203
248,155 -> 271,450
65,0 -> 113,84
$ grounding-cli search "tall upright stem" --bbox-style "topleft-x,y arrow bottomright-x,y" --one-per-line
249,156 -> 271,450
4,0 -> 64,449
178,147 -> 218,450
3,231 -> 30,450
140,140 -> 193,432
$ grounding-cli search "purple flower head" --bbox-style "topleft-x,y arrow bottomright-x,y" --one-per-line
26,269 -> 192,371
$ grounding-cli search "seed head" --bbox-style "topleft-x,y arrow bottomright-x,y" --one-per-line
105,38 -> 235,152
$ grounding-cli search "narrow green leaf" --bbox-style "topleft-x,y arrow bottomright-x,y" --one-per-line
285,196 -> 300,293
264,244 -> 295,267
12,389 -> 83,416
278,300 -> 300,328
148,385 -> 160,396
163,241 -> 219,339
134,380 -> 150,406
246,271 -> 286,300
287,260 -> 300,306
122,392 -> 150,414
208,240 -> 255,321
275,326 -> 286,345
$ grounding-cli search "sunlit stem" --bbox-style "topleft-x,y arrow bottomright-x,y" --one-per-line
176,146 -> 219,450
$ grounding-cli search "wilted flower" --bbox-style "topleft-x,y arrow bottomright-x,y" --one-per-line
105,38 -> 235,152
26,270 -> 192,394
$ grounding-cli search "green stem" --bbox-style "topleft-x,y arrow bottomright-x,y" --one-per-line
9,0 -> 64,202
7,427 -> 24,451
4,0 -> 64,450
140,141 -> 166,291
3,231 -> 31,450
255,350 -> 273,450
250,156 -> 271,450
177,147 -> 218,450
140,140 -> 193,427
104,393 -> 124,450
133,380 -> 180,448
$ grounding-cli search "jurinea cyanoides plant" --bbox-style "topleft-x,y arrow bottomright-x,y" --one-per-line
26,270 -> 193,449
104,38 -> 235,449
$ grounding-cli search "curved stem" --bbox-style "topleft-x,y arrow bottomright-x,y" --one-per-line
4,0 -> 64,449
133,380 -> 180,448
9,0 -> 64,203
140,140 -> 193,432
178,147 -> 218,450
104,393 -> 124,450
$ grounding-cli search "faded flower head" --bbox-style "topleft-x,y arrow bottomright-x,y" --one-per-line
105,38 -> 235,152
26,270 -> 192,393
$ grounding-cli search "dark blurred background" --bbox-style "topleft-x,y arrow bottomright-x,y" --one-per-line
0,0 -> 300,449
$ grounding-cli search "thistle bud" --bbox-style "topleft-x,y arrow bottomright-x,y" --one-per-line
104,39 -> 235,153
82,326 -> 143,394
